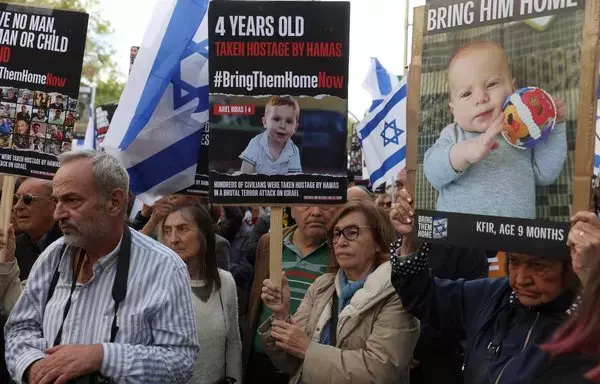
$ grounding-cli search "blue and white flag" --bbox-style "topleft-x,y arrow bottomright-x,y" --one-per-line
102,0 -> 209,204
362,57 -> 401,113
356,80 -> 407,188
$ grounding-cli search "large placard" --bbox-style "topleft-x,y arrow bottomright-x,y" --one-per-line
0,3 -> 88,178
207,1 -> 350,204
411,0 -> 594,257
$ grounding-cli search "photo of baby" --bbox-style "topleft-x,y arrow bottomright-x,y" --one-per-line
415,10 -> 583,225
239,95 -> 302,175
423,41 -> 567,220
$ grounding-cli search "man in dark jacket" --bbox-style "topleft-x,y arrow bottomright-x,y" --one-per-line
1,178 -> 61,383
13,178 -> 62,280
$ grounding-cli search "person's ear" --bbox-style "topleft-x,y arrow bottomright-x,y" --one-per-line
262,116 -> 267,129
448,101 -> 454,114
106,189 -> 127,216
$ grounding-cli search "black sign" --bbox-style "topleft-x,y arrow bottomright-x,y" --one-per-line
179,122 -> 209,196
208,1 -> 350,205
425,0 -> 584,35
0,3 -> 88,178
416,210 -> 570,258
95,102 -> 117,146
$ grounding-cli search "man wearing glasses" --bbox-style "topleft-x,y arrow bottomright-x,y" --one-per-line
13,178 -> 61,281
244,205 -> 339,384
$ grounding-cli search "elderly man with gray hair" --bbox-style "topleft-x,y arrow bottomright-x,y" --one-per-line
5,150 -> 199,384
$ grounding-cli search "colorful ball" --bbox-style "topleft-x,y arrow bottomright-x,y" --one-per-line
501,86 -> 556,149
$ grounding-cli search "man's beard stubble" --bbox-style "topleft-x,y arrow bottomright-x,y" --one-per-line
63,208 -> 113,249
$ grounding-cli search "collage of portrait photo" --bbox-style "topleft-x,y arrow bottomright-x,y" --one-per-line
0,87 -> 77,155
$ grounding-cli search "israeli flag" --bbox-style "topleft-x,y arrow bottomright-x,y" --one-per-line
362,57 -> 401,112
102,0 -> 209,204
356,80 -> 407,188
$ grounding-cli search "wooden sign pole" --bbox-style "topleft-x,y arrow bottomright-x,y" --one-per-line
269,207 -> 283,287
573,0 -> 600,213
405,6 -> 425,250
0,174 -> 15,260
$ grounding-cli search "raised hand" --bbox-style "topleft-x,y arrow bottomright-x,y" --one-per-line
450,113 -> 505,172
567,211 -> 600,285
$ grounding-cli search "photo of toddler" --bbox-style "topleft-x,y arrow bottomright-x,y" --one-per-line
239,95 -> 302,175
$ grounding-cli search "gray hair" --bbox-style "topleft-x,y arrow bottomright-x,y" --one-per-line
58,150 -> 130,200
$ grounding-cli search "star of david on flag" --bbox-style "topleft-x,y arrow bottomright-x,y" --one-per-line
356,77 -> 407,188
103,0 -> 210,204
381,119 -> 403,147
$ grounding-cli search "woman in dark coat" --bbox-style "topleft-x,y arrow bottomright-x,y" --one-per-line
389,188 -> 579,384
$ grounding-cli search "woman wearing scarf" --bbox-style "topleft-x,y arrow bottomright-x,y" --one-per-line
259,201 -> 419,383
536,211 -> 600,383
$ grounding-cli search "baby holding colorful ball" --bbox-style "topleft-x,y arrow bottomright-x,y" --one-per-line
424,40 -> 567,219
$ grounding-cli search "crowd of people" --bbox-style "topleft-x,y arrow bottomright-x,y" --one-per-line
0,150 -> 596,384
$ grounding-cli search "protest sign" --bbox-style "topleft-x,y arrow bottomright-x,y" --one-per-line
207,0 -> 350,205
408,0 -> 598,257
95,102 -> 117,146
74,84 -> 92,135
179,121 -> 209,196
0,3 -> 88,178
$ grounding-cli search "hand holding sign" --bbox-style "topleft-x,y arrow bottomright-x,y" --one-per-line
390,189 -> 414,236
568,211 -> 600,286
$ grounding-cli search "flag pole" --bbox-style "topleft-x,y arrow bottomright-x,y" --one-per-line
403,0 -> 410,76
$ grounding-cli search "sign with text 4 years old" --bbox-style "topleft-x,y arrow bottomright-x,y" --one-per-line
208,1 -> 350,205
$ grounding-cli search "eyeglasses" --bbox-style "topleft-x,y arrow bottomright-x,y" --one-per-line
332,225 -> 371,244
14,193 -> 45,205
